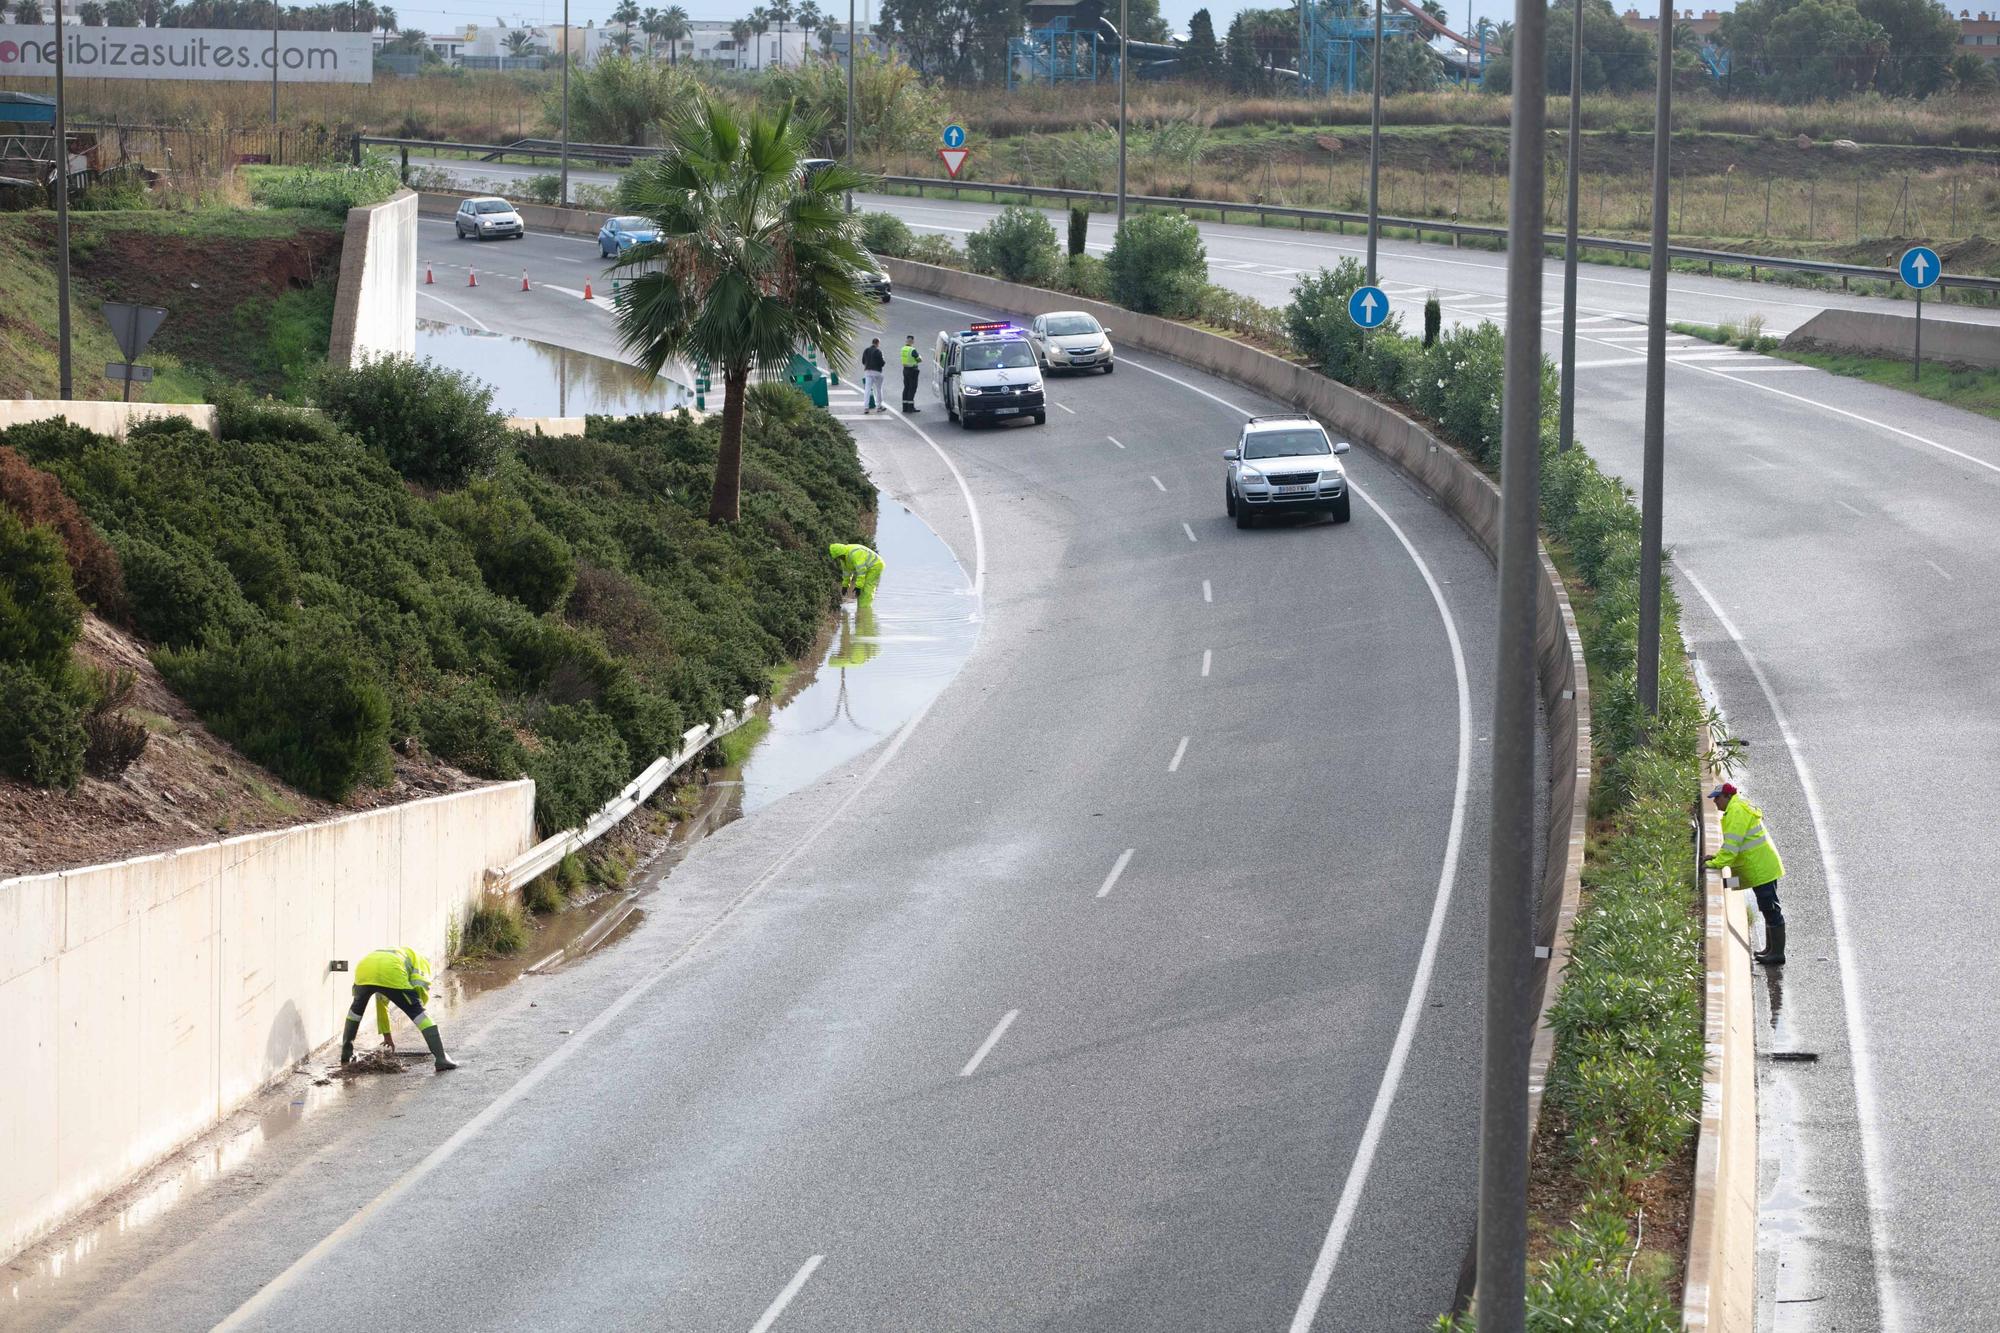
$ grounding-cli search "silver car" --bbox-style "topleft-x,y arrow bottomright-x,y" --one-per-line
1028,310 -> 1114,374
1224,414 -> 1352,527
455,195 -> 525,240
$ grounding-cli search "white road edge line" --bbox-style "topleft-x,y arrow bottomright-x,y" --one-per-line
1677,562 -> 1899,1333
1201,648 -> 1213,678
883,403 -> 989,598
960,1009 -> 1019,1077
1055,401 -> 1076,414
1167,736 -> 1189,773
1096,849 -> 1136,899
1150,475 -> 1168,492
748,1255 -> 825,1333
415,289 -> 490,332
1107,355 -> 1472,1333
1182,522 -> 1199,543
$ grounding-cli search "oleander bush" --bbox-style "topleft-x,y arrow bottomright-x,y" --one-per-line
1105,211 -> 1207,317
966,204 -> 1064,287
859,210 -> 916,258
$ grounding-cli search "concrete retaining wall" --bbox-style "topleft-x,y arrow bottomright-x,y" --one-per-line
0,780 -> 534,1265
0,401 -> 218,438
1782,306 -> 2000,370
327,188 -> 419,368
417,190 -> 611,240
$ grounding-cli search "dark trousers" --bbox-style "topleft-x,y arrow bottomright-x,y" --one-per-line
348,984 -> 430,1027
1750,879 -> 1784,936
901,365 -> 920,409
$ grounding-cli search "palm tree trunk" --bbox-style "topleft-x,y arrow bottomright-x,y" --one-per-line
710,362 -> 750,524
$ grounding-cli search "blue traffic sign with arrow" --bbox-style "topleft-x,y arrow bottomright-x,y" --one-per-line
1347,285 -> 1390,329
942,123 -> 968,149
1899,245 -> 1940,290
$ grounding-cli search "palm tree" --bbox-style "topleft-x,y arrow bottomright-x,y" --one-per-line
613,97 -> 874,525
794,0 -> 819,57
12,0 -> 45,22
747,7 -> 769,68
375,3 -> 394,32
730,17 -> 751,68
503,27 -> 535,56
658,4 -> 689,64
611,0 -> 637,23
639,6 -> 660,57
609,27 -> 635,53
79,0 -> 106,20
768,0 -> 792,66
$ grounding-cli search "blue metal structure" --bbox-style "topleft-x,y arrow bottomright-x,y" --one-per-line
1297,0 -> 1418,95
1008,17 -> 1112,89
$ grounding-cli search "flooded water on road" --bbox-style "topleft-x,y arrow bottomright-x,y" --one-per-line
413,319 -> 695,416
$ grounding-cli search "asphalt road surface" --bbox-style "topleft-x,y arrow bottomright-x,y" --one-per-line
6,255 -> 1519,1330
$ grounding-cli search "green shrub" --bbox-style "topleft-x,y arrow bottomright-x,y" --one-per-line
1423,294 -> 1442,348
0,508 -> 84,680
115,532 -> 251,650
415,675 -> 527,777
905,233 -> 962,267
243,161 -> 400,214
1285,259 -> 1386,384
0,662 -> 86,790
81,665 -> 150,779
523,701 -> 630,834
0,444 -> 125,616
311,357 -> 506,489
1059,253 -> 1109,300
966,204 -> 1063,286
1193,284 -> 1287,346
1105,212 -> 1207,316
159,624 -> 393,801
459,901 -> 527,957
434,481 -> 576,613
859,210 -> 915,257
1067,205 -> 1089,257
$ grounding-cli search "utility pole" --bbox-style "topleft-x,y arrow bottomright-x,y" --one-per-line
1478,0 -> 1546,1320
1636,0 -> 1672,718
54,0 -> 73,399
1557,0 -> 1583,451
1367,0 -> 1383,284
844,0 -> 855,213
1116,0 -> 1128,229
270,12 -> 279,127
559,0 -> 572,207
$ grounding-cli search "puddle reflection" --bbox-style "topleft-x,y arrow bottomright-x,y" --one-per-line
413,319 -> 694,417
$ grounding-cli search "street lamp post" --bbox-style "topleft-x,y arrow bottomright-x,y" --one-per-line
1635,0 -> 1673,718
270,13 -> 279,127
54,0 -> 73,399
1478,0 -> 1548,1319
558,0 -> 571,206
1558,0 -> 1583,452
1116,0 -> 1127,229
1366,0 -> 1383,284
845,0 -> 855,213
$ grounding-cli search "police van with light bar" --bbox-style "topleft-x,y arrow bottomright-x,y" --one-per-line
934,322 -> 1048,428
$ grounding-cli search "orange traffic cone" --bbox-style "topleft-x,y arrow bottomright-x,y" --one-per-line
467,269 -> 477,288
425,266 -> 434,285
583,282 -> 593,300
521,271 -> 530,291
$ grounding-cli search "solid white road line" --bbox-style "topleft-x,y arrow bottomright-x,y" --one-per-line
1107,435 -> 1126,448
416,290 -> 490,332
1150,475 -> 1168,492
1055,401 -> 1076,414
1096,849 -> 1136,899
1201,648 -> 1212,678
1182,522 -> 1198,543
1710,362 -> 1815,373
1677,563 -> 1899,1332
1202,579 -> 1213,603
884,405 -> 989,599
748,1256 -> 825,1333
1167,736 -> 1189,773
1925,559 -> 1953,581
1835,499 -> 1867,518
960,1010 -> 1019,1077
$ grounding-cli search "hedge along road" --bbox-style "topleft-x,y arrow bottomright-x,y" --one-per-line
14,280 -> 1511,1331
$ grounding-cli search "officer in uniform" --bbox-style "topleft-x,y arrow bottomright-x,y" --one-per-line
899,334 -> 923,412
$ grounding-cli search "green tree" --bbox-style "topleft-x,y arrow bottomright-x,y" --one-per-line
1105,212 -> 1207,316
967,204 -> 1063,284
79,1 -> 107,22
1223,11 -> 1265,91
612,97 -> 876,524
12,0 -> 45,21
761,51 -> 948,160
1952,49 -> 2000,92
548,54 -> 698,143
1545,0 -> 1658,93
1855,0 -> 1958,94
657,2 -> 689,61
612,0 -> 638,26
1182,7 -> 1223,83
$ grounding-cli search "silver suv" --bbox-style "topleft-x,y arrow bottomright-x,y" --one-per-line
1223,415 -> 1351,527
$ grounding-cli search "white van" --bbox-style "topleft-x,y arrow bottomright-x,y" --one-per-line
934,322 -> 1047,428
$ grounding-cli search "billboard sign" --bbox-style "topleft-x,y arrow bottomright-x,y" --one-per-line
0,25 -> 373,83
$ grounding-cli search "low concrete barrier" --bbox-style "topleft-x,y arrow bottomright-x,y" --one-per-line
0,780 -> 535,1265
327,188 -> 419,368
0,401 -> 218,438
1782,306 -> 2000,371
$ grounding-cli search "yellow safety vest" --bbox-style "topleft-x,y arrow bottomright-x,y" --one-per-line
355,946 -> 433,996
1708,796 -> 1784,887
828,543 -> 881,580
900,345 -> 920,367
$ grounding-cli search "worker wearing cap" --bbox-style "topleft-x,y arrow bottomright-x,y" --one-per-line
828,542 -> 884,606
341,946 -> 459,1071
899,335 -> 923,413
1707,782 -> 1787,965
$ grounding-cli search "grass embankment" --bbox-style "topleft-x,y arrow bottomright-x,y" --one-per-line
1673,318 -> 2000,420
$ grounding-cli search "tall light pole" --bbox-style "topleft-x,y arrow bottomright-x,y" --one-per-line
54,0 -> 73,399
559,0 -> 571,206
270,8 -> 280,127
1116,0 -> 1127,229
1478,0 -> 1546,1319
1366,0 -> 1383,284
844,0 -> 855,213
1557,0 -> 1583,451
1636,0 -> 1673,717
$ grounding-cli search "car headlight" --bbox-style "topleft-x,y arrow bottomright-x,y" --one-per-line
961,385 -> 983,396
1238,468 -> 1266,485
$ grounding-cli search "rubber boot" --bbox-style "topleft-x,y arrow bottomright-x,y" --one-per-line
1755,921 -> 1787,966
340,1014 -> 360,1065
422,1025 -> 459,1071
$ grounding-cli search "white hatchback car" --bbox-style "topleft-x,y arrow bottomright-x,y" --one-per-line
1028,310 -> 1114,374
1223,415 -> 1352,527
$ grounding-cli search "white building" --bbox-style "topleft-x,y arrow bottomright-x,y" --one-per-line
374,19 -> 820,70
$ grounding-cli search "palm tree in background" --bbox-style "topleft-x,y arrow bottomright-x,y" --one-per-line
375,3 -> 394,32
502,26 -> 535,56
768,0 -> 793,66
747,7 -> 769,68
12,0 -> 45,23
613,97 -> 874,525
794,0 -> 820,58
608,27 -> 635,53
611,0 -> 637,24
79,1 -> 106,21
730,16 -> 751,67
639,6 -> 660,57
659,4 -> 689,63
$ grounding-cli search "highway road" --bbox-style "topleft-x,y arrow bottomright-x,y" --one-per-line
5,230 -> 1521,1330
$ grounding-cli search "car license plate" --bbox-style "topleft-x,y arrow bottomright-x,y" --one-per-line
997,407 -> 1020,415
1277,484 -> 1313,494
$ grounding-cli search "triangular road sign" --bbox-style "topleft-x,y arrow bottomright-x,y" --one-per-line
938,147 -> 970,179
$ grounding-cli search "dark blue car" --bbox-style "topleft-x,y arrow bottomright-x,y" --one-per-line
597,215 -> 660,258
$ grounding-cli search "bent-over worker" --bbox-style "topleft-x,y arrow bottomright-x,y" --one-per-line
1706,782 -> 1787,966
342,946 -> 459,1070
828,542 -> 884,606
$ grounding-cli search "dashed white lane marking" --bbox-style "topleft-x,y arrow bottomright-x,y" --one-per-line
1677,562 -> 1899,1331
416,289 -> 490,332
1836,499 -> 1866,518
1201,649 -> 1213,677
1055,401 -> 1076,414
1182,522 -> 1199,543
748,1255 -> 824,1333
1150,475 -> 1168,492
1711,362 -> 1815,373
1167,736 -> 1189,773
1202,579 -> 1213,603
1107,435 -> 1126,448
959,1010 -> 1019,1077
1925,559 -> 1953,581
1096,849 -> 1136,899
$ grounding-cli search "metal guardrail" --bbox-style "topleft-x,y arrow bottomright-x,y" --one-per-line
353,137 -> 2000,297
484,694 -> 759,893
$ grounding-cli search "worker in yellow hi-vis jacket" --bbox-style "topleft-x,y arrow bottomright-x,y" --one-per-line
341,946 -> 459,1070
828,542 -> 884,606
1706,782 -> 1787,966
